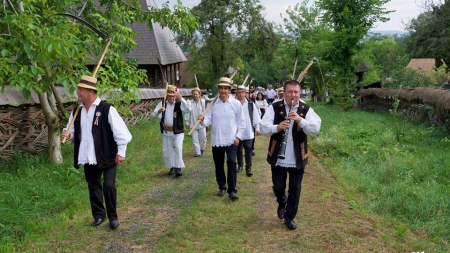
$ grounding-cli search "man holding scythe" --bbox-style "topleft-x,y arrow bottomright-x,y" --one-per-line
62,76 -> 132,229
185,75 -> 207,157
151,85 -> 190,177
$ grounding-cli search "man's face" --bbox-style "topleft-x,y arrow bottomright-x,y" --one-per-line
167,95 -> 176,104
218,86 -> 230,98
284,84 -> 300,106
192,91 -> 200,101
76,87 -> 94,103
236,90 -> 246,101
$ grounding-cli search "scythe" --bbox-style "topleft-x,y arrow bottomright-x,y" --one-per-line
58,13 -> 112,143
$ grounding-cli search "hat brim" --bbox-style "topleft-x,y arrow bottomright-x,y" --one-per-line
77,83 -> 97,91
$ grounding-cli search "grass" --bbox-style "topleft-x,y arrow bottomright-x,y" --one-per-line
0,103 -> 449,252
312,104 -> 450,247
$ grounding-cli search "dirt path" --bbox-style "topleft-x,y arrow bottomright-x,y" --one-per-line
62,135 -> 426,253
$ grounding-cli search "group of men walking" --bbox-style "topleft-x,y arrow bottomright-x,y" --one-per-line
62,75 -> 321,231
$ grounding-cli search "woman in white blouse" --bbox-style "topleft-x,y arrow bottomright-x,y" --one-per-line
255,92 -> 269,118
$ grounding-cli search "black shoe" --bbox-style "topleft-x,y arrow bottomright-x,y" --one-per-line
237,165 -> 243,172
277,204 -> 286,219
217,189 -> 226,196
284,219 -> 297,230
246,169 -> 253,177
252,150 -> 255,156
109,219 -> 120,229
168,168 -> 175,175
229,192 -> 239,200
175,168 -> 182,177
201,149 -> 204,154
90,218 -> 103,227
194,154 -> 201,157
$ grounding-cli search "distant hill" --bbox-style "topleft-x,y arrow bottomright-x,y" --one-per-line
369,30 -> 409,36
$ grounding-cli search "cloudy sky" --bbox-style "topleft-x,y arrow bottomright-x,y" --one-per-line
155,0 -> 426,31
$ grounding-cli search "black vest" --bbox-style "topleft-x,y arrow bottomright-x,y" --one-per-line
266,100 -> 310,169
160,101 -> 184,134
247,99 -> 254,128
73,101 -> 118,170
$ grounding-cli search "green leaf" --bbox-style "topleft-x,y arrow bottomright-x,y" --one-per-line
1,49 -> 10,57
31,65 -> 38,76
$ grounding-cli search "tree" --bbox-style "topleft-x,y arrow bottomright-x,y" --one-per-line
189,0 -> 278,89
316,0 -> 391,110
405,1 -> 450,66
0,0 -> 197,164
282,0 -> 332,100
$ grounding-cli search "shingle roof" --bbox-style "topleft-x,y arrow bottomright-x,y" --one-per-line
125,0 -> 187,65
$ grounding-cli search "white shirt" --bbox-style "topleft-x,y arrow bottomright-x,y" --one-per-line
65,97 -> 132,165
185,98 -> 206,129
203,96 -> 245,147
260,99 -> 321,168
240,99 -> 261,140
266,89 -> 277,99
255,99 -> 269,110
151,98 -> 190,135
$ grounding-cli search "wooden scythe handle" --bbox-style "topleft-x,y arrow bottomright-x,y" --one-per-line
296,59 -> 315,83
188,94 -> 218,136
62,38 -> 111,144
61,105 -> 81,143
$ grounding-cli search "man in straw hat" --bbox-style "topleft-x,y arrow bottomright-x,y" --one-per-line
185,87 -> 207,157
198,77 -> 245,200
62,75 -> 132,229
275,87 -> 284,102
260,79 -> 321,230
235,85 -> 261,176
151,84 -> 190,177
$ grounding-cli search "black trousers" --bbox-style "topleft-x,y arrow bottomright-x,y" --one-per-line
84,164 -> 117,220
271,166 -> 305,221
237,139 -> 253,169
212,145 -> 238,194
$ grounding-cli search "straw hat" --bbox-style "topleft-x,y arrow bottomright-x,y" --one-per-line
217,77 -> 232,87
237,85 -> 247,92
77,75 -> 97,91
277,87 -> 284,94
166,85 -> 177,96
191,87 -> 201,95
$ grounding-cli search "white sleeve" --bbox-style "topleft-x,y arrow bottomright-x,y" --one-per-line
108,107 -> 132,157
298,107 -> 321,136
260,104 -> 278,136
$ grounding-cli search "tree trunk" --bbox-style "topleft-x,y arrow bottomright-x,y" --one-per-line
38,91 -> 63,165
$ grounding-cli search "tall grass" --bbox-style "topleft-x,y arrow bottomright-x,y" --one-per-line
311,104 -> 450,244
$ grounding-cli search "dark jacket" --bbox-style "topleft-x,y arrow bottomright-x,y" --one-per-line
266,100 -> 310,169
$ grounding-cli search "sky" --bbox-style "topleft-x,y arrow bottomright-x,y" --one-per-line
155,0 -> 427,31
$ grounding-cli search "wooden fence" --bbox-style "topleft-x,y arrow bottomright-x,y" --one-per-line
0,87 -> 193,160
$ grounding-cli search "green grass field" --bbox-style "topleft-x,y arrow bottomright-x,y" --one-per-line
0,103 -> 448,252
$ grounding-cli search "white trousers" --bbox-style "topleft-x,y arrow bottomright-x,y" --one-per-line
162,133 -> 185,168
191,127 -> 207,155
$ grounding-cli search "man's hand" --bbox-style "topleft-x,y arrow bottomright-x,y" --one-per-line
175,92 -> 182,100
288,111 -> 302,124
158,107 -> 165,113
198,115 -> 204,122
276,120 -> 290,132
255,130 -> 261,136
115,154 -> 125,165
186,124 -> 190,129
233,137 -> 240,146
62,129 -> 71,139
